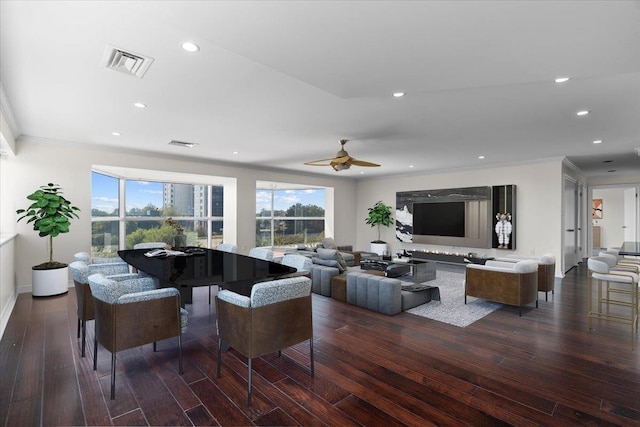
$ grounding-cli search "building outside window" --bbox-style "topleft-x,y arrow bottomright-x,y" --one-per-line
256,186 -> 325,248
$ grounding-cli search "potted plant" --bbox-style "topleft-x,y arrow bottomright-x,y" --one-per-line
365,201 -> 393,256
16,183 -> 80,297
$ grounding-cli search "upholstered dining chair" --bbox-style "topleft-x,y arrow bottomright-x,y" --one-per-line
248,247 -> 274,261
587,256 -> 639,346
69,260 -> 131,357
215,276 -> 314,406
74,251 -> 127,266
280,253 -> 313,277
88,273 -> 188,399
133,241 -> 168,250
216,243 -> 238,253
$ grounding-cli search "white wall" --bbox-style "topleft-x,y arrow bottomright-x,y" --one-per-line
1,109 -> 18,338
12,138 -> 358,290
355,160 -> 565,276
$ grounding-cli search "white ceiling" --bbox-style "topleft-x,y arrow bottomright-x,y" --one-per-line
1,1 -> 639,179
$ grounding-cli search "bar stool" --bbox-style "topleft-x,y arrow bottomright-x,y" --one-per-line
587,256 -> 639,346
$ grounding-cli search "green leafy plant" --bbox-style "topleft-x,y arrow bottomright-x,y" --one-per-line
16,183 -> 80,269
365,201 -> 393,243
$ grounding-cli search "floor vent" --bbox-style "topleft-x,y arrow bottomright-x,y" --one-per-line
101,45 -> 154,78
169,140 -> 198,148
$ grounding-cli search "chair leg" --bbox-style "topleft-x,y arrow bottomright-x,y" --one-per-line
81,320 -> 86,357
247,358 -> 252,406
310,338 -> 314,377
178,335 -> 183,375
209,285 -> 212,304
110,352 -> 116,400
93,337 -> 98,370
216,338 -> 222,378
153,342 -> 157,352
77,318 -> 81,338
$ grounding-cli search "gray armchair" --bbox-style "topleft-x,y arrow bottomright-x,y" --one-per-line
88,273 -> 188,399
69,260 -> 132,357
215,276 -> 313,406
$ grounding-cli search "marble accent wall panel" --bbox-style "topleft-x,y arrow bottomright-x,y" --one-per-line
396,186 -> 492,249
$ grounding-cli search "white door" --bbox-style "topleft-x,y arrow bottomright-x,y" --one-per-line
563,176 -> 578,272
623,187 -> 638,241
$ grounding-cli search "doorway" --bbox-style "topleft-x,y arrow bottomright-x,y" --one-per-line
563,175 -> 579,273
590,185 -> 639,253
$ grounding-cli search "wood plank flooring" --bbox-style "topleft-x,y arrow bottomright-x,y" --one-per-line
1,261 -> 639,426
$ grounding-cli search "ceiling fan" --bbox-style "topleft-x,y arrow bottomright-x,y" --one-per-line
304,139 -> 380,171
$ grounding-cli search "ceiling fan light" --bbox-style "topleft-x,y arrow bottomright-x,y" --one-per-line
333,163 -> 351,171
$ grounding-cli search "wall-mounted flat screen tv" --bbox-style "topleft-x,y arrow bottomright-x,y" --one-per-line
412,201 -> 465,237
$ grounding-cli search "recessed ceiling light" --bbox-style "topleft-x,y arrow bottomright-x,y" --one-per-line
232,151 -> 239,155
593,140 -> 602,144
555,77 -> 570,83
393,92 -> 405,98
576,110 -> 590,116
134,102 -> 146,108
360,171 -> 364,174
409,165 -> 414,168
111,132 -> 121,136
478,155 -> 485,159
182,41 -> 200,52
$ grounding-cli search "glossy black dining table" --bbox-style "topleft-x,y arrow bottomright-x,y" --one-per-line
118,248 -> 296,306
619,241 -> 640,257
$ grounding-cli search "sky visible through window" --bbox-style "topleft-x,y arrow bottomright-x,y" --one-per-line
256,189 -> 324,214
92,173 -> 163,214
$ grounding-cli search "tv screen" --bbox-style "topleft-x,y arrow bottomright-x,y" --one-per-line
412,202 -> 465,237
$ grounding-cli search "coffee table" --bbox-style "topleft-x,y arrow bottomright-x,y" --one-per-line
361,258 -> 436,283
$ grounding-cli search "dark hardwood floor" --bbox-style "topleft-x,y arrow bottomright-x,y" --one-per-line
1,261 -> 639,426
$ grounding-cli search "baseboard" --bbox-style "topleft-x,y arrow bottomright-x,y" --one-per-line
0,288 -> 18,340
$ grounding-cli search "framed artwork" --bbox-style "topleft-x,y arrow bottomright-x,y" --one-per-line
592,199 -> 603,219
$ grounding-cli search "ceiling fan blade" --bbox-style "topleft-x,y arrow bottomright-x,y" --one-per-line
304,158 -> 335,166
350,159 -> 380,167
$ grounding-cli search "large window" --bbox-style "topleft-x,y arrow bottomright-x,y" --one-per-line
91,171 -> 224,258
256,187 -> 325,247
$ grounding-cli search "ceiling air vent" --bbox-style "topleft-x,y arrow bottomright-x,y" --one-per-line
101,45 -> 154,78
169,140 -> 198,148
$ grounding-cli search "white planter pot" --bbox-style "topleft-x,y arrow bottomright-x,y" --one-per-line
32,265 -> 69,297
370,242 -> 388,256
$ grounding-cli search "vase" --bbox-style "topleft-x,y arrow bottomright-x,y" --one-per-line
174,232 -> 187,249
32,265 -> 69,297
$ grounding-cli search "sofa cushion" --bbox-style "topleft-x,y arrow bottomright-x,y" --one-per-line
321,237 -> 338,249
317,248 -> 347,271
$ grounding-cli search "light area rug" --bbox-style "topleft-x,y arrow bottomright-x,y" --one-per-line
405,269 -> 501,327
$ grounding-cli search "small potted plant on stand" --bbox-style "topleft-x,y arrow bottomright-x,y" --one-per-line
17,183 -> 80,297
365,201 -> 393,256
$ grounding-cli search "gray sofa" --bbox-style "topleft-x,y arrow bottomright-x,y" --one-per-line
346,271 -> 435,315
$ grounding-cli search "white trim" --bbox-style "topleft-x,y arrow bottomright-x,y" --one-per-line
0,288 -> 18,340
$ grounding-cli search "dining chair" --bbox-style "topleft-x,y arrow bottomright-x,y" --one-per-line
69,260 -> 131,357
215,276 -> 313,406
248,247 -> 274,261
280,253 -> 312,277
88,273 -> 188,399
